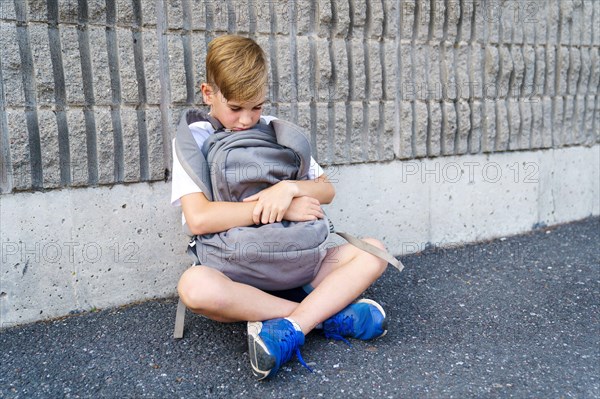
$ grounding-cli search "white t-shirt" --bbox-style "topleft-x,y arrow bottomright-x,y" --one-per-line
170,116 -> 325,214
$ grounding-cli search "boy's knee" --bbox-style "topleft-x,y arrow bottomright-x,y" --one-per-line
177,266 -> 228,312
361,237 -> 389,276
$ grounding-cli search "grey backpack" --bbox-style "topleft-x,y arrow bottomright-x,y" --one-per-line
173,109 -> 402,338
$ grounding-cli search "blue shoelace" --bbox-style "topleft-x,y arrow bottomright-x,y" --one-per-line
323,314 -> 354,347
277,328 -> 313,373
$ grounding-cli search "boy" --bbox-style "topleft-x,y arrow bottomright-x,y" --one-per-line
172,35 -> 389,380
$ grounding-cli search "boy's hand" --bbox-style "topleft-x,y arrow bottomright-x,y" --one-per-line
283,196 -> 324,222
243,181 -> 299,224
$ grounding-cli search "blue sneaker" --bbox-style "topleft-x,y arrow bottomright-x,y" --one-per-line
247,318 -> 311,380
323,299 -> 387,345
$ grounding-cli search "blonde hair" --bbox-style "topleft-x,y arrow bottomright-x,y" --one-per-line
205,35 -> 268,102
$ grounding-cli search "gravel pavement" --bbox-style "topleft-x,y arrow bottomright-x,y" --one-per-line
1,217 -> 598,398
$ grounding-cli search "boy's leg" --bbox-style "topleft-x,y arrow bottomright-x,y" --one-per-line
287,238 -> 388,335
177,266 -> 299,323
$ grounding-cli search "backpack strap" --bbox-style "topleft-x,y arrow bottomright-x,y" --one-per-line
269,119 -> 312,178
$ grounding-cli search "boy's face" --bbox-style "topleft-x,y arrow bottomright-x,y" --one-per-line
201,83 -> 265,131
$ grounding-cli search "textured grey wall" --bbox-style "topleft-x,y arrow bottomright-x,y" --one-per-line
1,0 -> 599,194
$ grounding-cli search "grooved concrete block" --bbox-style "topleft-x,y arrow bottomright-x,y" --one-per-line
440,44 -> 460,101
442,101 -> 456,155
26,0 -> 48,22
534,47 -> 546,97
553,96 -> 564,146
428,101 -> 441,156
274,37 -> 292,102
507,101 -> 521,150
486,5 -> 500,44
470,44 -> 483,99
574,95 -> 587,144
350,39 -> 365,100
190,0 -> 206,31
445,0 -> 461,43
495,101 -> 509,151
382,40 -> 397,101
522,9 -> 535,44
316,39 -> 331,102
455,45 -> 469,100
380,101 -> 394,160
588,48 -> 599,95
332,38 -> 348,101
542,97 -> 553,148
315,102 -> 330,164
370,0 -> 384,38
352,0 -> 367,28
594,1 -> 600,46
572,1 -> 584,46
166,0 -> 183,30
167,34 -> 187,104
562,95 -> 575,145
567,48 -> 581,96
142,30 -> 160,104
397,101 -> 412,159
59,26 -> 85,105
296,36 -> 312,102
456,99 -> 470,154
121,107 -> 140,183
520,101 -> 533,150
469,100 -> 482,153
431,0 -> 445,42
233,0 -> 252,34
412,45 -> 429,99
334,0 -> 350,37
559,1 -> 574,46
399,46 -> 412,100
296,0 -> 313,35
367,102 -> 381,161
29,24 -> 55,105
1,1 -> 16,19
254,2 -> 270,34
581,1 -> 593,45
481,100 -> 496,152
484,46 -> 499,96
95,108 -> 115,184
191,31 -> 207,103
274,1 -> 291,35
89,27 -> 112,106
522,45 -> 535,97
510,46 -> 525,98
547,2 -> 559,44
333,102 -> 347,163
498,46 -> 512,99
460,0 -> 472,43
7,110 -> 31,190
578,48 -> 591,95
382,0 -> 398,38
0,23 -> 24,106
557,47 -> 569,96
211,1 -> 230,33
117,28 -> 137,104
86,0 -> 107,25
534,1 -> 547,45
369,41 -> 383,101
38,110 -> 61,188
140,0 -> 156,27
349,101 -> 364,161
530,100 -> 543,149
115,0 -> 134,25
545,46 -> 556,96
318,0 -> 332,38
58,0 -> 78,23
414,101 -> 427,157
584,95 -> 596,145
145,107 -> 164,181
400,0 -> 415,41
66,109 -> 88,186
415,0 -> 430,43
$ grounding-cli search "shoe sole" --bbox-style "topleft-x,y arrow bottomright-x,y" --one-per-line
356,299 -> 388,338
247,321 -> 276,380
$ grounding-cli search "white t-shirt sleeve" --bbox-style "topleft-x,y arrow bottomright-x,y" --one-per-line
170,140 -> 202,207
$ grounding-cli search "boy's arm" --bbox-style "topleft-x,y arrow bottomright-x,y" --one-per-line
181,192 -> 256,235
243,174 -> 335,224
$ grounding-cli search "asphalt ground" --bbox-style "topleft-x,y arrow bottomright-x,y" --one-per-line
1,217 -> 598,398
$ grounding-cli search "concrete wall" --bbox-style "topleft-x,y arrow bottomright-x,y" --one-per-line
1,0 -> 599,326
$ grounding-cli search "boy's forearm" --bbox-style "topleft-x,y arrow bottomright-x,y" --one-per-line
185,199 -> 256,235
290,176 -> 335,205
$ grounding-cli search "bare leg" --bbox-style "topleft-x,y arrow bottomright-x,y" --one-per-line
177,266 -> 298,322
288,238 -> 388,335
